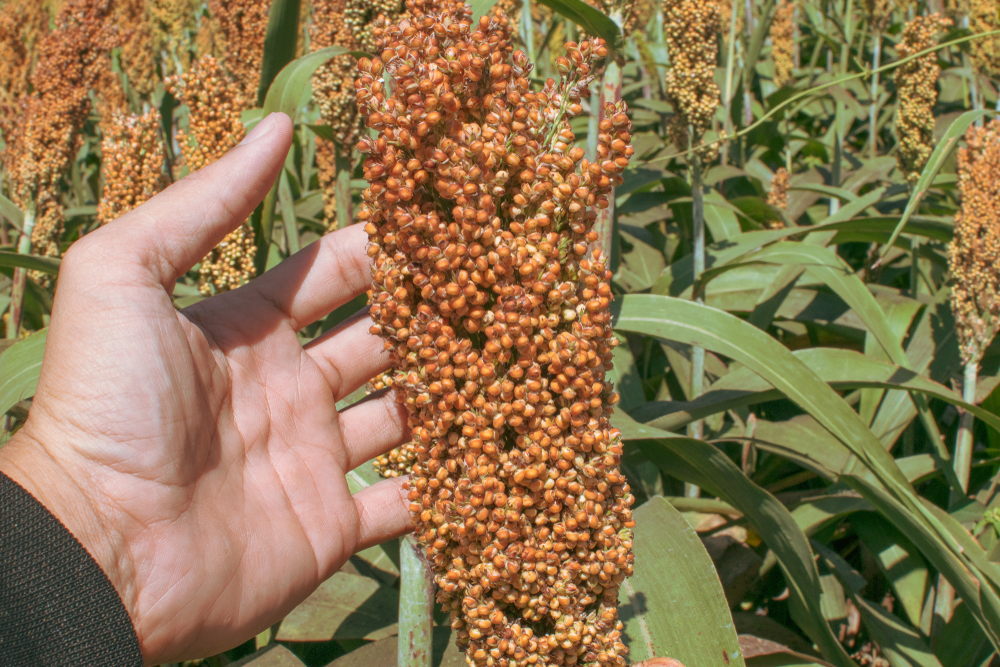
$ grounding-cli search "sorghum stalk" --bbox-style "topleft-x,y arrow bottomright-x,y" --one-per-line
948,119 -> 1000,494
863,0 -> 892,159
358,2 -> 636,666
399,536 -> 434,667
5,204 -> 34,340
721,0 -> 740,166
663,0 -> 720,486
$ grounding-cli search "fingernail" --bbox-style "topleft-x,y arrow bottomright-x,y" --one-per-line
240,113 -> 278,145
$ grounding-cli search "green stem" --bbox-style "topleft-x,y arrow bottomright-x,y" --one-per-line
521,0 -> 535,64
335,144 -> 353,229
7,205 -> 35,340
721,0 -> 739,167
954,361 -> 978,496
686,156 -> 705,499
869,29 -> 881,160
399,536 -> 433,667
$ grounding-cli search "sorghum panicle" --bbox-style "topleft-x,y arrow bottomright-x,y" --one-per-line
4,0 -> 119,263
149,0 -> 196,73
208,0 -> 270,101
662,0 -> 721,148
767,167 -> 790,213
115,0 -> 158,97
169,54 -> 257,294
969,0 -> 1000,79
359,1 -> 636,665
949,120 -> 1000,367
312,0 -> 407,228
894,14 -> 950,184
770,0 -> 796,89
97,108 -> 168,225
862,0 -> 893,31
0,0 -> 49,110
718,0 -> 743,44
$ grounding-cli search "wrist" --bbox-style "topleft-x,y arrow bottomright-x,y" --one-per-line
0,428 -> 140,644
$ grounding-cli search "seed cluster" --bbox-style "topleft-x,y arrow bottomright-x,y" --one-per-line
969,0 -> 1000,79
770,0 -> 796,89
949,120 -> 1000,367
208,0 -> 270,101
862,0 -> 893,31
894,14 -> 950,185
169,54 -> 257,295
358,1 -> 636,665
97,108 -> 168,225
312,0 -> 407,228
149,0 -> 196,73
0,0 -> 49,112
115,0 -> 158,97
662,0 -> 721,149
3,0 -> 119,267
767,167 -> 790,213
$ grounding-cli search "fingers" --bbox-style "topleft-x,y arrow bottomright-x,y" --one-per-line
353,477 -> 412,552
339,391 -> 409,471
243,224 -> 372,331
68,113 -> 293,290
304,308 -> 388,403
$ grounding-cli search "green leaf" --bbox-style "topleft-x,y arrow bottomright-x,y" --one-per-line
257,0 -> 302,107
470,0 -> 502,23
847,476 -> 1000,651
619,497 -> 745,666
0,328 -> 46,416
535,0 -> 621,47
0,250 -> 60,275
879,109 -> 992,261
0,193 -> 24,232
814,541 -> 943,667
275,571 -> 398,642
851,513 -> 928,629
634,435 -> 855,667
262,45 -> 356,119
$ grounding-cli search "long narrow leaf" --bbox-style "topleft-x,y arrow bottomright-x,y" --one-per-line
0,250 -> 60,276
0,329 -> 47,416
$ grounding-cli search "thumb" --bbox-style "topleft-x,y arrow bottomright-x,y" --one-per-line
70,112 -> 293,291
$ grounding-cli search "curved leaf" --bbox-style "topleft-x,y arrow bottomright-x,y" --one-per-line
535,0 -> 621,47
471,0 -> 503,22
633,434 -> 855,667
0,328 -> 46,416
0,250 -> 60,276
879,109 -> 992,261
620,497 -> 745,666
0,193 -> 24,232
262,45 -> 357,119
257,0 -> 302,106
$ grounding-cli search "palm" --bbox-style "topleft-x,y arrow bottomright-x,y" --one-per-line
0,115 -> 410,664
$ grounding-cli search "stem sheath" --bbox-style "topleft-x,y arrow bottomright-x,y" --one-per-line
399,536 -> 433,667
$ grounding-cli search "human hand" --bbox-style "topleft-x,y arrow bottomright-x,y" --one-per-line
0,112 -> 410,664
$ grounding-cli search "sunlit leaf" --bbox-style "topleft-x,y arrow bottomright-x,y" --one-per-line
0,328 -> 46,416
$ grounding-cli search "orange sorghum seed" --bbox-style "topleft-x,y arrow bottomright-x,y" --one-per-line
98,108 -> 168,225
149,0 -> 196,73
894,14 -> 950,184
969,0 -> 1000,79
3,0 -> 119,269
208,0 -> 270,101
0,0 -> 49,110
169,54 -> 257,295
770,0 -> 795,89
949,120 -> 1000,367
360,2 -> 635,665
114,0 -> 158,97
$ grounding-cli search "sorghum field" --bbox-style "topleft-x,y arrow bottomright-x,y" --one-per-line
1,0 -> 1000,666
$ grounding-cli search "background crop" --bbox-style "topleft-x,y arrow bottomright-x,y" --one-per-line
1,0 -> 999,666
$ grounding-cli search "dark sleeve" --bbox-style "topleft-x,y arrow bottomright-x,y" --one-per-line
0,472 -> 144,666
